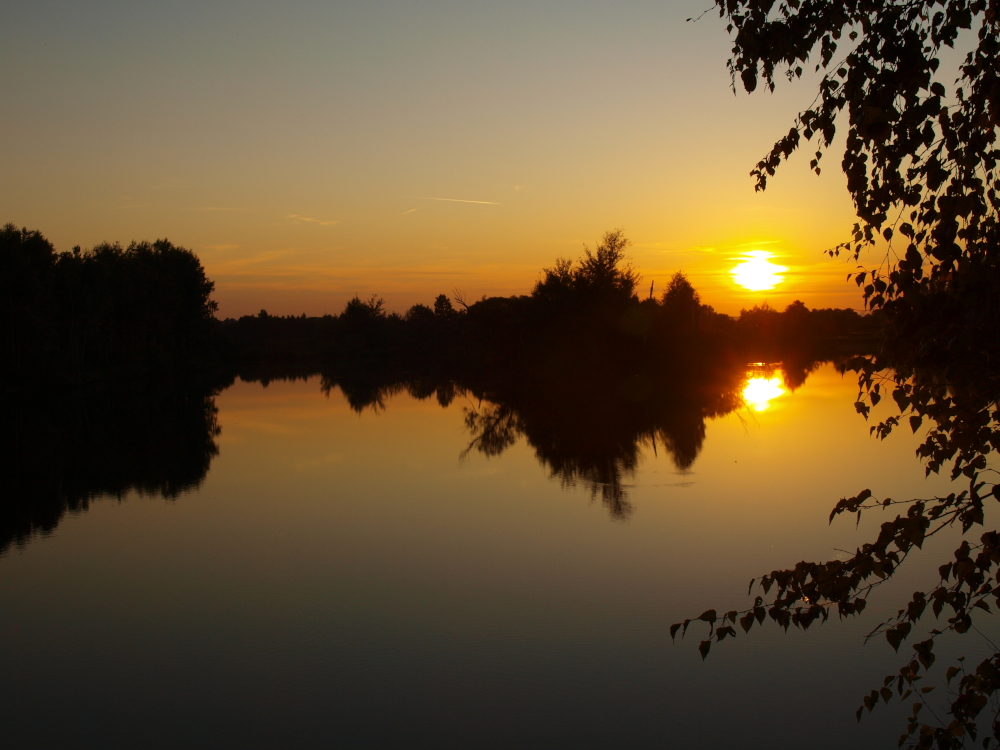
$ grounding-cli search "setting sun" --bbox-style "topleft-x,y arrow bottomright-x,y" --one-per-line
731,251 -> 788,291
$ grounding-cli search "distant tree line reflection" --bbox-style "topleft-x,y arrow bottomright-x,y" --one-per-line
0,382 -> 221,555
235,353 -> 833,521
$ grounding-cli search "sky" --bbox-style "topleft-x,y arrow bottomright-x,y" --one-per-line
2,0 -> 870,317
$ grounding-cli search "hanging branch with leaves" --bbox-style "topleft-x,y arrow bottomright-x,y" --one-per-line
678,1 -> 1000,746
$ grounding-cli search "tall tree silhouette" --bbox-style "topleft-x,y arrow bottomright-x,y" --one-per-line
661,272 -> 701,329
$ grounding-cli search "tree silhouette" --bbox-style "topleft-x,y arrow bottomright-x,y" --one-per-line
677,3 -> 1000,745
662,272 -> 701,329
433,294 -> 456,318
0,224 -> 58,376
341,294 -> 386,323
1,225 -> 219,381
531,229 -> 639,305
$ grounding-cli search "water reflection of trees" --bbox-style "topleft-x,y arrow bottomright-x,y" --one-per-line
314,357 -> 818,520
0,356 -> 831,552
458,365 -> 746,519
0,382 -> 222,554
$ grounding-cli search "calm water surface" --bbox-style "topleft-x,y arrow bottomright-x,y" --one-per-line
2,364 -> 995,748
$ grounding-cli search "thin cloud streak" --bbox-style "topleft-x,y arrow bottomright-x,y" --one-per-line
422,197 -> 499,205
287,214 -> 340,226
207,248 -> 306,273
401,208 -> 419,215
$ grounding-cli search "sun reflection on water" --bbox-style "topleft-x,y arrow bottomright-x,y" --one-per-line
743,374 -> 786,411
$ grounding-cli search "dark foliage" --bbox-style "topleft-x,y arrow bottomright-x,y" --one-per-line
241,353 -> 788,521
0,224 -> 225,553
457,358 -> 746,519
676,2 -> 1000,745
737,300 -> 875,360
0,224 -> 220,382
0,379 -> 224,555
220,232 -> 872,381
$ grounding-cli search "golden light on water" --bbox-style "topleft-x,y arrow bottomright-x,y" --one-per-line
731,251 -> 788,291
743,375 -> 786,411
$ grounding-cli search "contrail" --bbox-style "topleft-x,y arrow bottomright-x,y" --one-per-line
423,197 -> 499,205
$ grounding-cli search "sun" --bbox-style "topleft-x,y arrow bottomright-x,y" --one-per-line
731,251 -> 787,291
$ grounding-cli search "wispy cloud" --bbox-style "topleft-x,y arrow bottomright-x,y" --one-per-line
204,243 -> 240,252
735,239 -> 780,247
194,206 -> 247,212
287,214 -> 339,226
113,204 -> 150,209
206,248 -> 304,273
423,197 -> 499,205
401,208 -> 419,215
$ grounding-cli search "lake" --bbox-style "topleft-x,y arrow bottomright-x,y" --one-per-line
2,362 -> 994,748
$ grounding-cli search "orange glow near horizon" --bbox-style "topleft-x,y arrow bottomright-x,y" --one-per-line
3,3 -> 867,320
730,251 -> 788,292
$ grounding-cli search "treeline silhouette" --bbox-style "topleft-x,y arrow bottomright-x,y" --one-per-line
1,223 -> 221,382
0,224 -> 874,541
217,229 -> 875,519
1,223 -> 227,552
222,229 -> 876,377
0,222 -> 874,385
